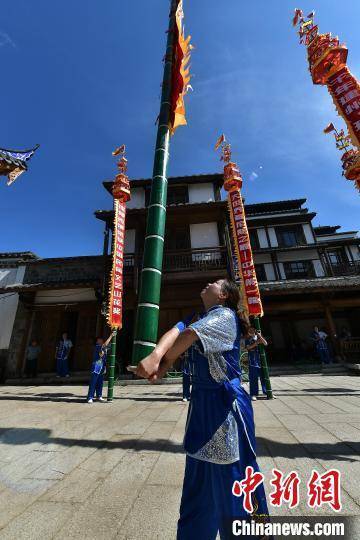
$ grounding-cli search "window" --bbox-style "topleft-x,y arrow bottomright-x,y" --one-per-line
327,249 -> 345,265
167,186 -> 189,205
276,226 -> 306,247
145,185 -> 189,206
165,226 -> 191,250
283,261 -> 313,279
249,229 -> 260,250
255,264 -> 267,282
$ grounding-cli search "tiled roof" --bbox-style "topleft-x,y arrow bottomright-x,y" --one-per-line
0,145 -> 39,171
260,275 -> 360,294
0,252 -> 38,260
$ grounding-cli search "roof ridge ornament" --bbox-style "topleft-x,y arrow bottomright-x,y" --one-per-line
0,144 -> 39,185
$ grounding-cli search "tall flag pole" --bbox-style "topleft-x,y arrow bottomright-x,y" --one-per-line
0,145 -> 39,185
215,135 -> 273,399
293,9 -> 360,194
107,145 -> 131,401
132,0 -> 192,364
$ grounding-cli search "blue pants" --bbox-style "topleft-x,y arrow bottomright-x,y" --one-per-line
249,364 -> 266,397
183,372 -> 191,400
87,372 -> 104,400
177,456 -> 269,540
317,347 -> 331,364
56,357 -> 69,377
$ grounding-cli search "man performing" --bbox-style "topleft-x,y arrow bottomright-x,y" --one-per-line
133,278 -> 270,540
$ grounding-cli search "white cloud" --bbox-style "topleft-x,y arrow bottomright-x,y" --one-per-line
249,171 -> 259,182
0,32 -> 16,48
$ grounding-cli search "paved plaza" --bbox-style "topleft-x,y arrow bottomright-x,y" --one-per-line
0,374 -> 359,539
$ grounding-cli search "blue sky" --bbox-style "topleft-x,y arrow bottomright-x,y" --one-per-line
1,0 -> 359,258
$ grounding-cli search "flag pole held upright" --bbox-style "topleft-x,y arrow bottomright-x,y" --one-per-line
106,146 -> 131,401
132,0 -> 192,364
215,135 -> 273,399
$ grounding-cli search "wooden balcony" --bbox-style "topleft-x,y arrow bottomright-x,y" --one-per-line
326,261 -> 360,277
124,247 -> 228,274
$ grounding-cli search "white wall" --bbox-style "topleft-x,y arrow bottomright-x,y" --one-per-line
190,222 -> 219,249
312,259 -> 326,277
277,262 -> 286,279
124,229 -> 136,253
257,228 -> 269,248
0,266 -> 26,349
264,263 -> 276,281
188,183 -> 214,204
277,249 -> 319,262
34,288 -> 97,304
303,224 -> 315,244
127,188 -> 145,209
267,227 -> 278,247
349,245 -> 360,261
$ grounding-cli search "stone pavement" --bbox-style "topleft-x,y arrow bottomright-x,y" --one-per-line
0,374 -> 359,539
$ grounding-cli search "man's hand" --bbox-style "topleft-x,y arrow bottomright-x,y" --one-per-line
131,350 -> 162,379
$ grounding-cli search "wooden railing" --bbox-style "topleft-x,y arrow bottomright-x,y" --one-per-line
124,247 -> 227,273
327,261 -> 360,277
340,338 -> 360,363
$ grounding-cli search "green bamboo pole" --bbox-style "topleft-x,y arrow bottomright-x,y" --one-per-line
107,330 -> 117,401
253,316 -> 273,399
132,0 -> 178,364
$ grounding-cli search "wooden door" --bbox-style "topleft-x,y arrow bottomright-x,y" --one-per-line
32,310 -> 61,373
73,305 -> 98,371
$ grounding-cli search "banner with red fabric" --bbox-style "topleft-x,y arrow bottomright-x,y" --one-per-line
108,200 -> 126,329
228,189 -> 263,317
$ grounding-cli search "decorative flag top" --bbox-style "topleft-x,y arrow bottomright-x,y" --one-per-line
293,9 -> 360,194
323,124 -> 360,193
107,146 -> 131,329
0,144 -> 39,185
215,135 -> 263,317
169,0 -> 193,135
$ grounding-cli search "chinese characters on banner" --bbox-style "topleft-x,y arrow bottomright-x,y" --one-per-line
293,11 -> 360,193
232,467 -> 342,513
229,190 -> 263,317
327,66 -> 360,148
108,200 -> 126,329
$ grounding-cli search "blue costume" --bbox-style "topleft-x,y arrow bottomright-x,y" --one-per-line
56,339 -> 72,377
245,336 -> 267,398
181,356 -> 191,400
87,344 -> 108,400
311,331 -> 331,364
176,306 -> 270,540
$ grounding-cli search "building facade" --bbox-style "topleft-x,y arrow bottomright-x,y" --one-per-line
96,174 -> 360,366
1,173 -> 359,378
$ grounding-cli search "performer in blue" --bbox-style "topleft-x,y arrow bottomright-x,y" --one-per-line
55,332 -> 73,378
134,279 -> 271,540
310,326 -> 332,364
181,354 -> 191,402
245,326 -> 268,401
87,333 -> 113,403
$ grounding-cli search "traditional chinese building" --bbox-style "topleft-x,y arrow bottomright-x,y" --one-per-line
96,174 -> 360,366
2,173 -> 360,379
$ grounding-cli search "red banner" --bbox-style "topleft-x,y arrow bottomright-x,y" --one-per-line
228,190 -> 263,317
327,66 -> 360,149
108,200 -> 126,329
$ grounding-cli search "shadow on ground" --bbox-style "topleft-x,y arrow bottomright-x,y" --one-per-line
0,427 -> 359,462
